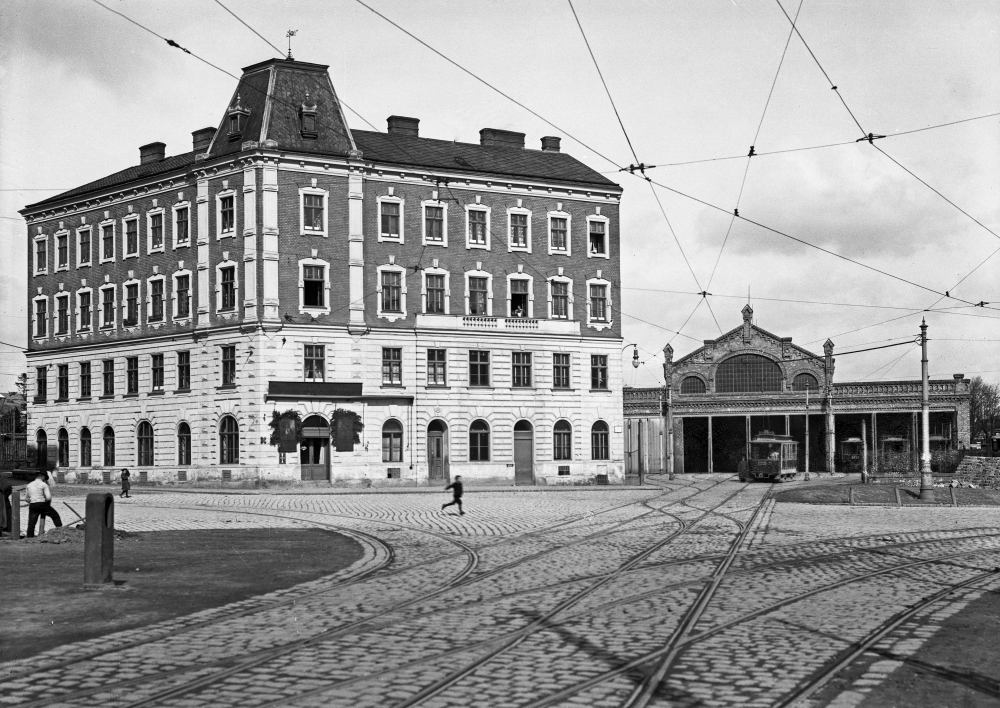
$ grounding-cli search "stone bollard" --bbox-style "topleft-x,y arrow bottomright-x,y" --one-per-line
84,492 -> 114,587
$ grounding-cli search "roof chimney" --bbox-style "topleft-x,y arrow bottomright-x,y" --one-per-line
480,128 -> 525,149
192,127 -> 216,152
540,136 -> 561,152
387,116 -> 419,137
139,142 -> 166,165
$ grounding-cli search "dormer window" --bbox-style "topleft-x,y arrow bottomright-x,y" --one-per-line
300,91 -> 318,139
227,93 -> 250,142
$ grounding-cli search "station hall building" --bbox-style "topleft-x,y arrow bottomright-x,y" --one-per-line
623,306 -> 971,476
19,57 -> 625,487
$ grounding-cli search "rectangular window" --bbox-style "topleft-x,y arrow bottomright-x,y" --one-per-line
79,291 -> 91,331
220,267 -> 236,311
177,351 -> 191,390
151,353 -> 164,391
468,209 -> 487,245
177,275 -> 190,318
176,207 -> 189,244
36,367 -> 47,402
304,344 -> 325,381
151,213 -> 163,249
57,365 -> 69,401
552,281 -> 569,319
551,217 -> 568,251
126,219 -> 138,255
426,274 -> 445,314
590,284 -> 608,321
57,297 -> 68,334
151,280 -> 164,321
589,221 -> 607,255
591,355 -> 609,390
220,195 -> 235,233
79,229 -> 91,265
80,362 -> 92,398
303,265 -> 325,308
381,271 -> 401,313
102,360 -> 114,396
427,349 -> 447,386
35,299 -> 47,337
380,202 -> 400,238
510,213 -> 528,248
221,345 -> 236,386
510,279 -> 529,318
382,348 -> 402,385
57,234 -> 68,268
102,288 -> 114,328
126,357 -> 139,394
425,206 -> 444,242
303,194 -> 324,232
469,277 -> 488,316
512,352 -> 532,388
469,350 -> 490,387
553,353 -> 570,389
35,240 -> 46,272
102,224 -> 114,260
125,283 -> 139,326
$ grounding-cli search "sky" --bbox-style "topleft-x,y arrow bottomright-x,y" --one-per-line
1,0 -> 998,394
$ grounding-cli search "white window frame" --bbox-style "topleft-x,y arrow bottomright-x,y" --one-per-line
377,195 -> 404,243
32,294 -> 49,339
146,274 -> 168,324
421,267 -> 451,315
54,293 -> 71,336
54,230 -> 70,272
215,258 -> 240,315
547,210 -> 572,256
376,264 -> 407,321
585,277 -> 614,331
299,186 -> 329,237
303,344 -> 326,382
421,199 -> 448,247
33,234 -> 48,275
216,189 -> 238,240
505,274 -> 534,319
547,276 -> 574,320
464,268 -> 494,317
122,215 -> 140,259
99,220 -> 116,264
75,286 -> 94,333
146,208 -> 166,254
507,206 -> 532,253
172,201 -> 192,249
121,277 -> 141,330
172,269 -> 194,321
298,257 -> 331,314
99,284 -> 117,331
586,214 -> 610,259
76,226 -> 93,268
465,205 -> 491,250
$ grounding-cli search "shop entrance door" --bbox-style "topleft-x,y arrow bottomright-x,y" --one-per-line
300,415 -> 330,481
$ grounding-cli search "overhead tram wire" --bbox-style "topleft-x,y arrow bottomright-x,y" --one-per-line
703,296 -> 724,335
706,0 -> 804,291
210,0 -> 284,57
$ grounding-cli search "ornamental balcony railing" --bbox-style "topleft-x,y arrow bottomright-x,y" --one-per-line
416,314 -> 581,335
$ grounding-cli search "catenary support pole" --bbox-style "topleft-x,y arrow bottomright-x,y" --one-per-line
919,319 -> 934,500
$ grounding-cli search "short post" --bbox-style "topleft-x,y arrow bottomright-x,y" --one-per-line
84,492 -> 114,586
11,489 -> 21,540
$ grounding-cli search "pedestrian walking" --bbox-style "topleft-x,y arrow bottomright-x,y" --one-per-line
120,468 -> 132,498
441,475 -> 464,515
25,471 -> 62,538
0,474 -> 12,537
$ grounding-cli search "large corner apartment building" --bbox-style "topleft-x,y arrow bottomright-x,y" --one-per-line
20,57 -> 625,486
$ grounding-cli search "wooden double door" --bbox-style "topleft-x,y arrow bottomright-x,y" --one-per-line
300,416 -> 330,481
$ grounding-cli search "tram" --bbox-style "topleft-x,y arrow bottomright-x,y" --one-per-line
747,431 -> 799,482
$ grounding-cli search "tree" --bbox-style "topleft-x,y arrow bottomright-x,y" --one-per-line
267,409 -> 303,447
969,376 -> 1000,455
14,373 -> 27,398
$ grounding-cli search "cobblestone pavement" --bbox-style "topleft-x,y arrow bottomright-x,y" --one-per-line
2,474 -> 1000,707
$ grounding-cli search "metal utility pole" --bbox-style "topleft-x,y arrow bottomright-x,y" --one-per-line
663,344 -> 674,480
919,319 -> 934,500
804,386 -> 810,475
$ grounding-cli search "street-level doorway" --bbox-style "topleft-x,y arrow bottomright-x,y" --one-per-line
300,415 -> 330,481
514,420 -> 534,485
428,420 -> 449,484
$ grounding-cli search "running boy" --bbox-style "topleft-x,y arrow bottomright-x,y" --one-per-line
442,476 -> 464,515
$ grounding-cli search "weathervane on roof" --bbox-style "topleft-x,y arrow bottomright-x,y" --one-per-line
286,30 -> 298,60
